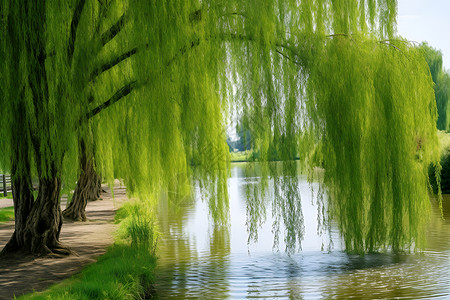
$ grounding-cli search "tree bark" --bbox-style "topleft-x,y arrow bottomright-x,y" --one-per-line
1,167 -> 70,257
21,174 -> 70,256
0,165 -> 34,255
0,1 -> 36,256
63,140 -> 102,221
0,98 -> 35,255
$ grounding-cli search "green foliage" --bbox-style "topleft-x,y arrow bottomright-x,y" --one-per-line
230,151 -> 251,163
420,43 -> 450,131
243,161 -> 305,253
429,131 -> 450,194
438,72 -> 450,130
0,206 -> 14,223
429,156 -> 450,194
437,130 -> 450,154
20,201 -> 157,300
0,0 -> 440,254
307,38 -> 439,253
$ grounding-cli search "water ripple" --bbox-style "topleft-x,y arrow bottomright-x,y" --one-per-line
155,165 -> 450,299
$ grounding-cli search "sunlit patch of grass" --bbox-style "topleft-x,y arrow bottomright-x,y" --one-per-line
20,201 -> 157,299
0,206 -> 14,223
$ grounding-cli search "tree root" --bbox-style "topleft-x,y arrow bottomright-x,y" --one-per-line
0,233 -> 19,257
62,205 -> 87,221
49,243 -> 73,256
33,243 -> 72,258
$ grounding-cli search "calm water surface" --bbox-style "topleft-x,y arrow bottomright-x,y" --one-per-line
154,164 -> 450,299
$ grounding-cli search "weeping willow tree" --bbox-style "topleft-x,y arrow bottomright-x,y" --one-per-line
420,43 -> 450,131
62,138 -> 102,221
0,0 -> 440,256
308,38 -> 438,252
0,0 -> 132,254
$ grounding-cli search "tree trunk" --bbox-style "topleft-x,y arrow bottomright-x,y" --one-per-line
0,166 -> 34,255
1,99 -> 35,255
1,169 -> 70,257
63,140 -> 102,221
21,175 -> 70,256
1,1 -> 70,257
0,5 -> 36,256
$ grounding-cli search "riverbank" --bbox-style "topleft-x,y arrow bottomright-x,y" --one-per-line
0,184 -> 132,299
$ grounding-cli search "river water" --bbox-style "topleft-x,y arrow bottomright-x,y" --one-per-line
154,164 -> 450,299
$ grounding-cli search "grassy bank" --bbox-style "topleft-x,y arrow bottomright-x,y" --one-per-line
229,150 -> 301,163
230,150 -> 251,162
0,206 -> 14,223
20,201 -> 158,299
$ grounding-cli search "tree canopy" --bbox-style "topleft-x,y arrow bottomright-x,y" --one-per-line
0,0 -> 441,254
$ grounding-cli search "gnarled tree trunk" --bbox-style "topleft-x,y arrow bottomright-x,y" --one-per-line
1,98 -> 35,255
0,165 -> 34,255
1,164 -> 70,257
63,140 -> 102,221
21,173 -> 70,256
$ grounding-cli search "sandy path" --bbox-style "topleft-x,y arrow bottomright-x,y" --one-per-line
0,184 -> 128,300
0,198 -> 13,209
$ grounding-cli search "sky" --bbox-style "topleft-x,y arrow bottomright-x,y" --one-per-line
397,0 -> 450,70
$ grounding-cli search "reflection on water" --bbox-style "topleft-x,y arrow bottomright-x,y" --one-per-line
154,164 -> 450,299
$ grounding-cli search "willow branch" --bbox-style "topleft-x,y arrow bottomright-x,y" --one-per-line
101,13 -> 127,46
68,0 -> 86,63
276,49 -> 302,65
94,10 -> 206,81
86,80 -> 137,120
89,47 -> 138,81
379,40 -> 402,52
86,32 -> 301,120
326,33 -> 351,38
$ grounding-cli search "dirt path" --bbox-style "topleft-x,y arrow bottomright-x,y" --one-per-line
0,184 -> 128,300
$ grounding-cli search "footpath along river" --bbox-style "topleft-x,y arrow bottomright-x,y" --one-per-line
154,163 -> 450,299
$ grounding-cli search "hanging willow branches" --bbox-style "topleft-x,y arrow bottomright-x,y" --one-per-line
0,0 -> 440,255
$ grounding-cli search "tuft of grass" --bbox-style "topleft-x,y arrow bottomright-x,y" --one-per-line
115,201 -> 158,252
20,201 -> 158,300
0,206 -> 14,223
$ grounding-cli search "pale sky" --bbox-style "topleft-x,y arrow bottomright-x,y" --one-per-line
397,0 -> 450,70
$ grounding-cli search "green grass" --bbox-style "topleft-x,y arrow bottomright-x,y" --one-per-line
20,201 -> 158,300
0,206 -> 14,223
